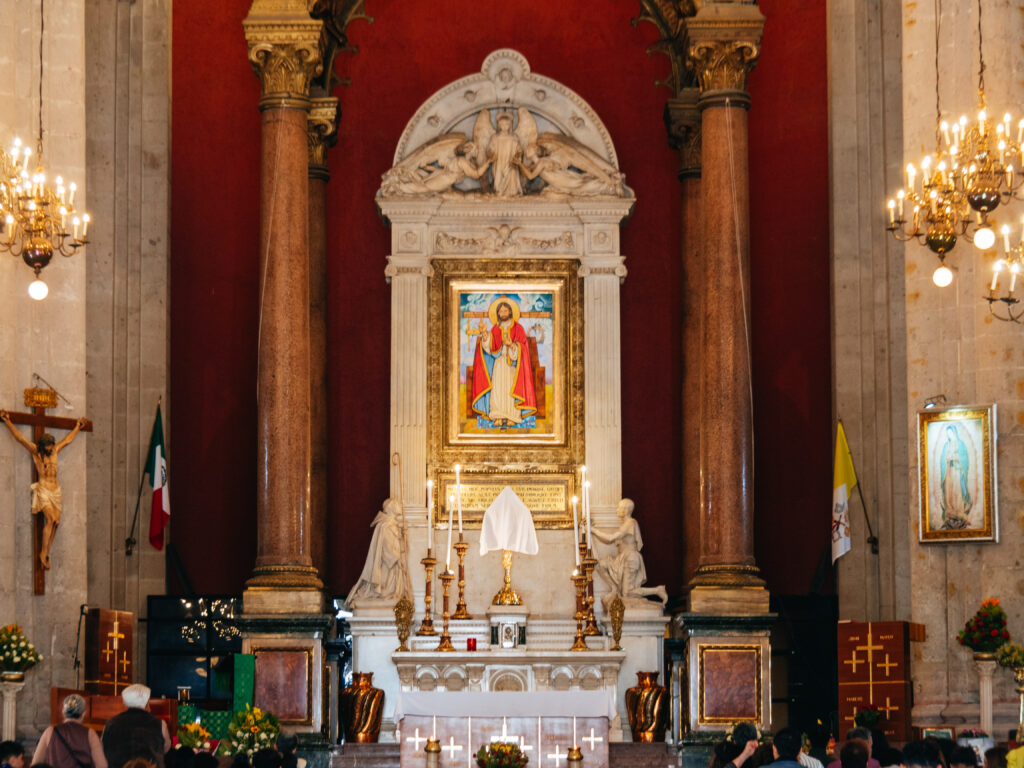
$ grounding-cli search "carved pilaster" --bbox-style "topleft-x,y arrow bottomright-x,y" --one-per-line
665,88 -> 701,179
243,0 -> 326,110
684,2 -> 765,107
308,97 -> 340,180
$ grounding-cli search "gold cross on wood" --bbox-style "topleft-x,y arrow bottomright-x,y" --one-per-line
101,641 -> 114,663
855,634 -> 883,657
879,697 -> 898,716
108,618 -> 125,650
119,651 -> 130,674
843,650 -> 864,674
877,653 -> 898,676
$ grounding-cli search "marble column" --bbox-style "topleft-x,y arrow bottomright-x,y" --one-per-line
307,97 -> 339,582
665,89 -> 703,587
684,3 -> 769,615
242,0 -> 325,613
0,680 -> 24,740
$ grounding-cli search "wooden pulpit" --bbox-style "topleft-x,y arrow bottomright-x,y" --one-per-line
84,609 -> 134,695
838,620 -> 925,742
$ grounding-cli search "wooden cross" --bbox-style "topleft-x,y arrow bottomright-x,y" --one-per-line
2,388 -> 92,595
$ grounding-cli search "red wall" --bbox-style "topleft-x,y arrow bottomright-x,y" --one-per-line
171,0 -> 830,598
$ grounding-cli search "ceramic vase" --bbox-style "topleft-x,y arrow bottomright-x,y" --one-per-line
624,671 -> 667,742
340,672 -> 385,743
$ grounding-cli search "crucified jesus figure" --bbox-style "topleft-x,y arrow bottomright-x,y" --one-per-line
1,410 -> 86,570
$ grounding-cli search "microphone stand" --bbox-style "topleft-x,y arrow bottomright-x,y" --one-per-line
72,604 -> 88,688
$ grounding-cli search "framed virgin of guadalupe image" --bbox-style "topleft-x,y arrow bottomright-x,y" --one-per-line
427,258 -> 583,469
918,404 -> 997,542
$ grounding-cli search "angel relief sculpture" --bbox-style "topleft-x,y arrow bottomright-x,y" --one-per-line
380,107 -> 626,199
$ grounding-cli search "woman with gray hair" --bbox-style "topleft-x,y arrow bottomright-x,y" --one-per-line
32,694 -> 108,768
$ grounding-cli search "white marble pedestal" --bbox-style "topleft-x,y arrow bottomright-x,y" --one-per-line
1,680 -> 26,740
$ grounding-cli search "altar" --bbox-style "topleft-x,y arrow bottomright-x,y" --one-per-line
396,691 -> 612,768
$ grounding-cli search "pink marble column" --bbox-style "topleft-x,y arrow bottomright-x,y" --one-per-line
684,5 -> 769,613
243,6 -> 325,607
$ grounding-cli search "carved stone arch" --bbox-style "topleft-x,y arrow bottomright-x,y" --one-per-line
578,665 -> 602,690
415,666 -> 440,691
489,669 -> 527,692
392,49 -> 623,171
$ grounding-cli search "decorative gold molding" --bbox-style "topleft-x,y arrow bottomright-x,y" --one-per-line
664,88 -> 701,178
632,0 -> 697,95
243,1 -> 325,108
309,0 -> 374,92
688,39 -> 760,93
308,97 -> 340,177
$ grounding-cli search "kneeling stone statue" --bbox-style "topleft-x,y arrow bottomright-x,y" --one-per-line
347,498 -> 412,608
592,498 -> 667,609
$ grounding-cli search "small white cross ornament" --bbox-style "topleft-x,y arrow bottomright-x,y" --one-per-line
442,736 -> 464,760
518,736 -> 534,753
490,717 -> 515,743
406,728 -> 427,750
547,745 -> 568,768
582,728 -> 603,751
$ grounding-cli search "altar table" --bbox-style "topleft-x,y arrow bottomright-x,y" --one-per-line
396,691 -> 611,768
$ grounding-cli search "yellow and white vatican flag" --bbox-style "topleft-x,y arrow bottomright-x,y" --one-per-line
831,421 -> 857,563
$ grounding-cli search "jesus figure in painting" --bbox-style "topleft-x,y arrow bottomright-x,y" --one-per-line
470,297 -> 537,428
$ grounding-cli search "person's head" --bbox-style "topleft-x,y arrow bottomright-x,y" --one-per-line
165,748 -> 194,768
252,749 -> 281,768
984,747 -> 1007,768
36,434 -> 55,456
845,728 -> 872,753
0,744 -> 24,768
496,302 -> 513,322
617,498 -> 635,519
772,728 -> 803,762
840,740 -> 870,768
949,747 -> 978,768
193,754 -> 219,768
122,760 -> 156,768
62,694 -> 87,721
121,684 -> 152,709
276,735 -> 298,756
904,741 -> 943,768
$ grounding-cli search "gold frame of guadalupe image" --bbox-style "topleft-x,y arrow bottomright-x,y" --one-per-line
426,258 -> 584,529
917,404 -> 997,543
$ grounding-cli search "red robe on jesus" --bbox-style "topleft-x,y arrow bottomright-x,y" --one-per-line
470,320 -> 537,424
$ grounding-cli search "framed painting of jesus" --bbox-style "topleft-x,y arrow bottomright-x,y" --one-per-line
917,404 -> 997,542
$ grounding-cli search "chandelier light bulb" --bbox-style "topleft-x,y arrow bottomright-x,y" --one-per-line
974,226 -> 996,250
28,278 -> 48,301
1002,225 -> 1012,252
932,265 -> 954,287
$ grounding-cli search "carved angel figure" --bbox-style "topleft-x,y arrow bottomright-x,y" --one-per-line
469,106 -> 538,196
380,134 -> 489,197
519,132 -> 625,197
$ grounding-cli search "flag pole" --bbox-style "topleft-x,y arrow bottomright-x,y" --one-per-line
838,418 -> 879,555
126,396 -> 162,556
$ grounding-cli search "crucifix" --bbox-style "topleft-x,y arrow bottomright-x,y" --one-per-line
0,387 -> 92,594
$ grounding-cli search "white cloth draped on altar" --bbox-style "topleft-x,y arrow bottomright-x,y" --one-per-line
394,690 -> 616,719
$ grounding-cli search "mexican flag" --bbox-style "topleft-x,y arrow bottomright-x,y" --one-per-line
145,405 -> 171,549
831,421 -> 857,563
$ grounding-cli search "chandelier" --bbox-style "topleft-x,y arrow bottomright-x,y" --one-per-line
0,0 -> 90,301
884,0 -> 1024,293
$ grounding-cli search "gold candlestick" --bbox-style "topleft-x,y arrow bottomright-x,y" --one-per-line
417,552 -> 437,635
582,550 -> 601,636
425,737 -> 441,768
437,569 -> 456,651
568,746 -> 583,768
570,569 -> 589,651
453,535 -> 472,619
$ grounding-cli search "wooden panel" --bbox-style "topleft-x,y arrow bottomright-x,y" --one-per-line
84,610 -> 135,695
253,649 -> 311,723
50,687 -> 177,734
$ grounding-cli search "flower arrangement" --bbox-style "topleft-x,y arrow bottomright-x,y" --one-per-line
475,742 -> 528,768
957,598 -> 1010,653
177,721 -> 212,750
0,624 -> 42,672
854,705 -> 881,728
218,705 -> 280,757
997,642 -> 1024,669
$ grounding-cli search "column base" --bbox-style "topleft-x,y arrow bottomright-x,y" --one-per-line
687,564 -> 769,614
246,563 -> 323,589
244,584 -> 327,615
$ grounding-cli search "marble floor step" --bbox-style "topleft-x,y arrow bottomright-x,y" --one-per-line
330,743 -> 401,768
609,742 -> 677,768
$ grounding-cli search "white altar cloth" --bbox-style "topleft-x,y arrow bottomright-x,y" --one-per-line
394,690 -> 616,720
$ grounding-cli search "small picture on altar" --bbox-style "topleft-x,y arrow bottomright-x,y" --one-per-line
449,280 -> 564,443
918,405 -> 997,543
920,727 -> 955,740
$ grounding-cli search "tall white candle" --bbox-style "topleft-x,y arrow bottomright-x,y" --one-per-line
455,464 -> 463,533
446,496 -> 454,571
432,715 -> 437,739
426,480 -> 434,551
584,480 -> 592,547
571,496 -> 580,566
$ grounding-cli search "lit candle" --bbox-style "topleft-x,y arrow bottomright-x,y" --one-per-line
991,261 -> 1003,292
72,216 -> 80,240
22,147 -> 30,171
445,495 -> 454,571
1007,165 -> 1015,190
1004,113 -> 1011,138
573,716 -> 577,746
571,495 -> 580,567
1010,263 -> 1021,294
426,480 -> 434,552
906,163 -> 916,191
1018,118 -> 1024,145
887,200 -> 895,226
999,140 -> 1006,165
432,716 -> 437,739
454,464 -> 463,533
68,181 -> 76,207
897,190 -> 906,221
941,121 -> 951,146
584,480 -> 592,547
929,191 -> 938,216
82,214 -> 90,239
1019,216 -> 1024,245
1003,225 -> 1011,253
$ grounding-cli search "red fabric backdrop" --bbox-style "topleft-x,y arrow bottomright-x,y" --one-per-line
170,0 -> 830,598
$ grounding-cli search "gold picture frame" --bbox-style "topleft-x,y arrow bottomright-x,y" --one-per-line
427,258 -> 584,529
917,404 -> 997,542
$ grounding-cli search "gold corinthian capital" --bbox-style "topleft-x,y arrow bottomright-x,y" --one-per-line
243,0 -> 326,110
308,97 -> 340,177
684,2 -> 765,98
